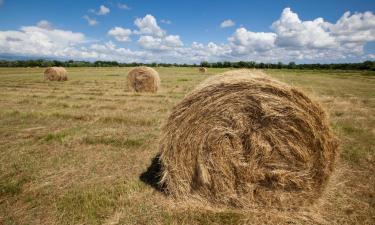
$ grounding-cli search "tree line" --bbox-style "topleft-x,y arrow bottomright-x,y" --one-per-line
0,59 -> 374,71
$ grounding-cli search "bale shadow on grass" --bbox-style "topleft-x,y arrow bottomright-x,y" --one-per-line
139,153 -> 166,193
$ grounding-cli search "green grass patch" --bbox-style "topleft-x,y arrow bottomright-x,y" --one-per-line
82,136 -> 145,148
0,178 -> 26,196
57,181 -> 143,225
161,211 -> 244,225
0,171 -> 31,196
99,116 -> 157,126
42,132 -> 67,143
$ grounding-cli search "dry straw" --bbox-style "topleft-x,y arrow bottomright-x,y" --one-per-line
127,66 -> 160,93
199,67 -> 207,73
44,67 -> 68,81
158,69 -> 338,208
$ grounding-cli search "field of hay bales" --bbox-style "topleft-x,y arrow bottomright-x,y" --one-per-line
0,67 -> 374,225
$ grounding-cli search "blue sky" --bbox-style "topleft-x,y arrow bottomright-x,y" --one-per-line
0,0 -> 374,63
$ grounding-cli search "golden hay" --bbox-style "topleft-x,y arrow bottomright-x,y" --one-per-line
127,66 -> 160,93
158,69 -> 338,208
198,67 -> 207,73
44,67 -> 68,81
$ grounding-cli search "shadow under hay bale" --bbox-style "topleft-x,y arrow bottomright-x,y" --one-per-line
157,69 -> 338,209
139,154 -> 165,192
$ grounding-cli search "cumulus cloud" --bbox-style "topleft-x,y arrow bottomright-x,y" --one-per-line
329,11 -> 375,43
189,42 -> 233,61
91,5 -> 110,16
270,8 -> 375,57
138,35 -> 183,51
220,19 -> 235,28
0,9 -> 374,63
88,41 -> 149,61
228,28 -> 276,54
118,3 -> 130,10
135,15 -> 182,51
0,24 -> 148,62
108,27 -> 132,42
0,24 -> 85,58
134,14 -> 165,37
272,8 -> 336,48
37,20 -> 53,30
83,15 -> 98,26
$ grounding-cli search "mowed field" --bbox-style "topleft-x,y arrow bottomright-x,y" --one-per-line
0,67 -> 374,225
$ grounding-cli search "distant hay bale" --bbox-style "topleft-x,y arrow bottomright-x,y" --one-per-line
44,67 -> 68,81
127,66 -> 160,93
60,67 -> 68,81
198,67 -> 207,73
158,69 -> 338,208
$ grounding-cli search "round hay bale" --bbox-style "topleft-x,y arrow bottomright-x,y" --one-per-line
44,67 -> 68,81
59,67 -> 68,81
158,69 -> 338,208
198,67 -> 207,73
127,66 -> 160,93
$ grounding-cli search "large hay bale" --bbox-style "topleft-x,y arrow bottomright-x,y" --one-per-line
198,67 -> 207,73
44,67 -> 68,81
127,66 -> 160,93
158,69 -> 337,208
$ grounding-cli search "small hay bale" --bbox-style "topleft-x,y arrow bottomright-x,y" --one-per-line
158,69 -> 338,208
59,67 -> 68,81
127,66 -> 160,93
44,67 -> 68,81
198,67 -> 207,73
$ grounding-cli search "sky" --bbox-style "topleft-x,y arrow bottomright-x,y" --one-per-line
0,0 -> 374,63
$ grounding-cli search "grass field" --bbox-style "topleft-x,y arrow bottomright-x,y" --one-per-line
0,67 -> 374,225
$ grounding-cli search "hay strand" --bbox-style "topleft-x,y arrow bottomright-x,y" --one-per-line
158,69 -> 338,208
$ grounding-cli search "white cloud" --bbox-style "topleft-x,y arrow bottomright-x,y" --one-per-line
118,3 -> 130,10
272,8 -> 336,48
329,11 -> 375,43
37,20 -> 53,30
88,41 -> 149,61
269,8 -> 375,58
0,9 -> 374,63
83,15 -> 98,26
164,35 -> 183,47
0,0 -> 4,6
108,27 -> 132,42
134,14 -> 165,37
0,24 -> 85,58
0,25 -> 148,62
91,5 -> 110,16
228,28 -> 276,54
220,19 -> 235,28
135,15 -> 182,51
161,19 -> 172,25
189,42 -> 232,61
138,35 -> 183,51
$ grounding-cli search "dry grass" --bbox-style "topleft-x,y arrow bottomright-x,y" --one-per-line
0,67 -> 374,225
